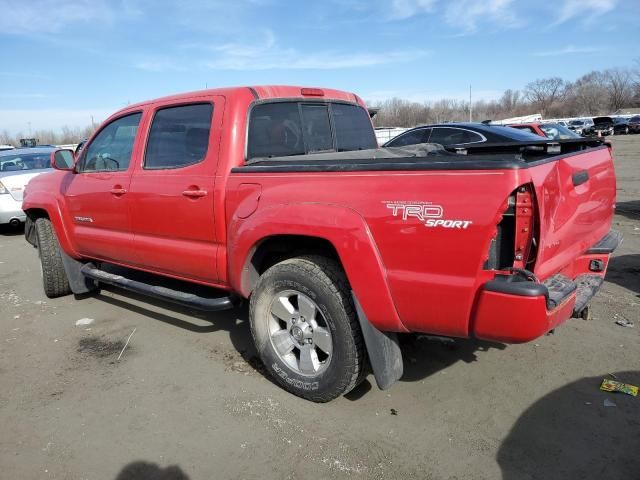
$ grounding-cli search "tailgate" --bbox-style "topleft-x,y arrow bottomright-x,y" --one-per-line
0,171 -> 47,202
528,145 -> 616,280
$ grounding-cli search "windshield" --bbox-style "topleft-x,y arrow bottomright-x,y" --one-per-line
569,120 -> 584,126
540,123 -> 581,140
0,152 -> 52,172
247,101 -> 377,160
613,118 -> 627,124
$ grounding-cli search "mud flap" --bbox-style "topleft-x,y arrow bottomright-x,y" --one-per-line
59,251 -> 98,295
352,293 -> 403,390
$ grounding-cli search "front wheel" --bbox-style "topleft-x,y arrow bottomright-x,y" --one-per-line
35,218 -> 71,298
249,255 -> 365,402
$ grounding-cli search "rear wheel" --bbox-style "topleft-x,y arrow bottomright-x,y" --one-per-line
35,218 -> 71,298
249,255 -> 365,402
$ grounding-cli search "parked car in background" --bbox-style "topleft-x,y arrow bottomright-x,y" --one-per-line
0,146 -> 55,226
507,122 -> 581,140
383,122 -> 543,149
0,144 -> 15,151
628,115 -> 640,133
568,119 -> 593,135
374,127 -> 408,146
584,117 -> 615,136
612,117 -> 630,135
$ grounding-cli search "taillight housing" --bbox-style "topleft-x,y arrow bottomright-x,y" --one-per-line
484,184 -> 537,271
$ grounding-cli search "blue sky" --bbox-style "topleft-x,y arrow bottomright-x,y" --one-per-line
1,0 -> 639,133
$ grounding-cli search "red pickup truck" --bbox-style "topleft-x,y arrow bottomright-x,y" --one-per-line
23,85 -> 620,402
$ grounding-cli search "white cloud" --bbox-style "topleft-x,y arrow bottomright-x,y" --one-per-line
0,0 -> 112,35
442,0 -> 520,33
554,0 -> 617,24
384,0 -> 522,32
533,45 -> 604,57
138,31 -> 430,72
388,0 -> 436,20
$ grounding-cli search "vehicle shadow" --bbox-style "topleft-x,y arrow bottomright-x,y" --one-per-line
114,461 -> 190,479
605,254 -> 640,294
94,284 -> 262,372
615,200 -> 640,220
398,334 -> 506,382
90,263 -> 506,391
0,223 -> 24,236
497,371 -> 640,480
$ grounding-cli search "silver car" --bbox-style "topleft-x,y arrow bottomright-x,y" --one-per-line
0,147 -> 55,226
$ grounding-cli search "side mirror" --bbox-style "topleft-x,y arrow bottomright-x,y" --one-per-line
50,149 -> 75,171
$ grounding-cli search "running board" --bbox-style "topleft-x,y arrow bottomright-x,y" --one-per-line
80,264 -> 235,312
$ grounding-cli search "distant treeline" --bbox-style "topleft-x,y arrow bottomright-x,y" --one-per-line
0,124 -> 97,147
2,62 -> 639,144
370,62 -> 640,127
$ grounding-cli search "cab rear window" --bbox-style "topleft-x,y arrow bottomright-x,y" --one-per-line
247,101 -> 376,160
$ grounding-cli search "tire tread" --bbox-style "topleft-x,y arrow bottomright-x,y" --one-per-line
35,218 -> 71,298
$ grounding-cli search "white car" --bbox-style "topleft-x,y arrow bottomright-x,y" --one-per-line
0,147 -> 55,226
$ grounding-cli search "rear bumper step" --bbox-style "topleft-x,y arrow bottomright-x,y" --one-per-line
80,264 -> 235,312
587,229 -> 622,254
474,272 -> 605,342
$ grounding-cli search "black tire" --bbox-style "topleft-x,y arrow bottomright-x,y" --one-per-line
249,255 -> 365,402
35,218 -> 71,298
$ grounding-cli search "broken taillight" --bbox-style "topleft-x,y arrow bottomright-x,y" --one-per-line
484,184 -> 537,271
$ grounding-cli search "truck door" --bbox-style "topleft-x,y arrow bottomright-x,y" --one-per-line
62,112 -> 142,264
128,98 -> 225,283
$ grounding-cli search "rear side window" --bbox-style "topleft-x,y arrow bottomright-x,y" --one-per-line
247,101 -> 376,160
145,103 -> 213,169
387,128 -> 429,147
80,113 -> 141,172
430,128 -> 484,146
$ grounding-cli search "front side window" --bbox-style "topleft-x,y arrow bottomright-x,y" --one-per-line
247,101 -> 376,160
145,103 -> 213,169
79,113 -> 141,172
387,128 -> 429,147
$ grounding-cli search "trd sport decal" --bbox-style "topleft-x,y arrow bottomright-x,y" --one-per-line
384,201 -> 472,229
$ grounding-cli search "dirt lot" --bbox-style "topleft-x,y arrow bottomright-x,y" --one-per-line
1,136 -> 638,480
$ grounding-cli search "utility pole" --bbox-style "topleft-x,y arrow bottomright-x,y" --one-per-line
469,85 -> 472,122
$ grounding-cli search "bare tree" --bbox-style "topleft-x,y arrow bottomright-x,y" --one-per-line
524,77 -> 566,115
564,71 -> 609,116
604,68 -> 635,111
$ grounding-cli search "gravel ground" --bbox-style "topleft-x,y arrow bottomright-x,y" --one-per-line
0,135 -> 638,480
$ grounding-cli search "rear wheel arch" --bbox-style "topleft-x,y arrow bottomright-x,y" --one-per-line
241,234 -> 342,296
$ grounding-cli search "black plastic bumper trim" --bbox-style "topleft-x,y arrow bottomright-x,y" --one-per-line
586,229 -> 622,254
484,275 -> 548,298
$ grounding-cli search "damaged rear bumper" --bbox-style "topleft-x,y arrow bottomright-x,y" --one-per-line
472,229 -> 621,343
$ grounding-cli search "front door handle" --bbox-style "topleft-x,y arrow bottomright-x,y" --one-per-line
110,187 -> 127,195
182,189 -> 207,198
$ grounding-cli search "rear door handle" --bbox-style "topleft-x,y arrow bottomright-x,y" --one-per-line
110,187 -> 127,195
182,189 -> 207,198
